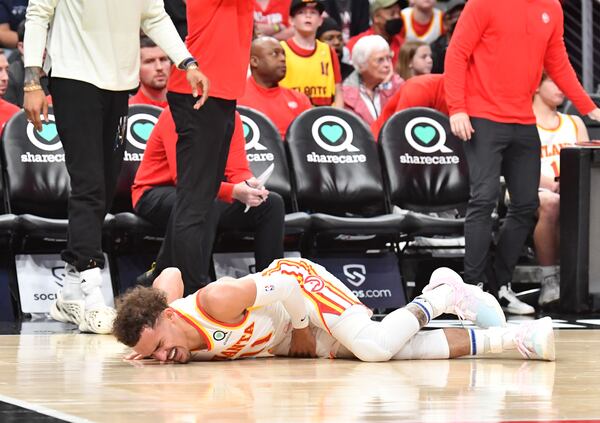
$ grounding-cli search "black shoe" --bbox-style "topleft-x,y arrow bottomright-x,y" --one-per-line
136,262 -> 158,287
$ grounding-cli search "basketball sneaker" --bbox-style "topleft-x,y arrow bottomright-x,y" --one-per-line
79,268 -> 116,334
49,264 -> 84,325
79,307 -> 116,335
422,267 -> 506,328
513,316 -> 555,361
539,273 -> 560,306
498,284 -> 535,315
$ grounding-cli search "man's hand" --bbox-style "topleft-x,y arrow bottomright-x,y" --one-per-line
450,112 -> 475,141
232,179 -> 269,208
186,67 -> 210,110
587,108 -> 600,123
288,326 -> 317,358
24,90 -> 48,131
124,351 -> 147,360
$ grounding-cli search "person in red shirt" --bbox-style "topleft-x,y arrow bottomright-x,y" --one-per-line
444,0 -> 600,314
160,0 -> 254,291
132,108 -> 285,294
254,0 -> 294,40
371,73 -> 445,139
239,36 -> 312,140
0,49 -> 19,131
347,0 -> 405,67
129,36 -> 171,108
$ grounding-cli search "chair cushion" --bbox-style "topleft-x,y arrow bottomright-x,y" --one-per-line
310,213 -> 407,235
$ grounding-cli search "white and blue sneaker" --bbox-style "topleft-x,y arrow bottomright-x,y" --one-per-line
513,316 -> 555,361
422,267 -> 507,328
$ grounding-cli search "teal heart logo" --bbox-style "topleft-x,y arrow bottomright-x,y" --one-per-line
413,125 -> 437,144
320,124 -> 344,144
36,122 -> 58,143
132,122 -> 154,141
243,123 -> 250,139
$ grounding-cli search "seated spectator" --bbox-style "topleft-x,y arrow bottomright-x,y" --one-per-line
132,108 -> 285,294
320,0 -> 370,41
238,36 -> 312,140
342,35 -> 403,126
0,48 -> 18,128
317,17 -> 354,80
254,0 -> 294,40
395,40 -> 432,81
279,0 -> 343,107
401,0 -> 444,44
532,73 -> 589,307
0,0 -> 26,48
347,0 -> 406,67
371,73 -> 445,138
129,36 -> 171,108
430,0 -> 464,74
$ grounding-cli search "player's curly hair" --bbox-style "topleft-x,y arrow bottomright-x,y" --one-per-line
113,286 -> 169,347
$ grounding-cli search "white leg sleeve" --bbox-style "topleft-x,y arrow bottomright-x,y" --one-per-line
331,307 -> 421,362
391,329 -> 450,360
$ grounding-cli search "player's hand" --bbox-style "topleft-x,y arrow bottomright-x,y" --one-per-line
289,326 -> 317,358
450,112 -> 475,141
587,108 -> 600,123
232,180 -> 268,208
186,67 -> 210,110
24,89 -> 48,132
123,351 -> 147,360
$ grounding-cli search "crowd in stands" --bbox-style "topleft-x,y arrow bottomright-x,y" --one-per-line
0,0 -> 598,315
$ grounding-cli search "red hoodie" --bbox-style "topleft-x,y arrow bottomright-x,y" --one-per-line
444,0 -> 595,124
131,108 -> 253,208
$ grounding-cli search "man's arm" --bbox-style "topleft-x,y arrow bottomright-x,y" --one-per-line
544,6 -> 598,120
572,115 -> 590,142
152,268 -> 184,303
0,24 -> 17,48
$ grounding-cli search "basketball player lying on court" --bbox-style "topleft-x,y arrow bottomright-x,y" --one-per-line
113,258 -> 555,363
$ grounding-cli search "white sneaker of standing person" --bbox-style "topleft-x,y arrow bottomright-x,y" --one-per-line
498,284 -> 535,315
78,267 -> 116,334
49,264 -> 85,325
538,266 -> 560,306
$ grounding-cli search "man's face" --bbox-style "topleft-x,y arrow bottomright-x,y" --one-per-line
132,310 -> 192,364
413,0 -> 435,9
254,39 -> 287,82
0,55 -> 9,97
139,46 -> 171,90
373,4 -> 401,31
538,78 -> 565,107
319,30 -> 344,57
290,4 -> 323,35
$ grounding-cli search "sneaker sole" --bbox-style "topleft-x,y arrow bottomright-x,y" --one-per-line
533,317 -> 556,361
49,298 -> 84,325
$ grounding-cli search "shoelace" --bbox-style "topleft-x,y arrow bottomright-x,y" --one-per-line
514,322 -> 535,359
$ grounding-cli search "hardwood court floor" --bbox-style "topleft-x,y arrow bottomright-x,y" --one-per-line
0,329 -> 599,423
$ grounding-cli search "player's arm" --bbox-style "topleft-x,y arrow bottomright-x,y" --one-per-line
200,273 -> 310,328
572,115 -> 590,142
152,268 -> 184,303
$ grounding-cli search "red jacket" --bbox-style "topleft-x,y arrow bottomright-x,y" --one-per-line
131,108 -> 253,208
371,74 -> 447,139
444,0 -> 596,124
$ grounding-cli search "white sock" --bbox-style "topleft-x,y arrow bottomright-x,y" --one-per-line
469,327 -> 516,356
61,265 -> 83,301
80,268 -> 106,309
415,284 -> 454,318
540,265 -> 559,279
392,329 -> 450,360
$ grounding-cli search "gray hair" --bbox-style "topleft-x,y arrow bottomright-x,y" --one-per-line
351,35 -> 390,71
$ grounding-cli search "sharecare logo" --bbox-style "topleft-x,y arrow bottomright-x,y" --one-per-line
307,115 -> 366,164
242,115 -> 274,163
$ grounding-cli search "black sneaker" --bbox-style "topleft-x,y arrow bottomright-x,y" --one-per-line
136,262 -> 158,287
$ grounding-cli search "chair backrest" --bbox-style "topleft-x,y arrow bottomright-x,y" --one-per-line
1,108 -> 70,217
563,94 -> 600,139
236,106 -> 294,210
285,107 -> 387,215
379,107 -> 469,212
111,104 -> 162,213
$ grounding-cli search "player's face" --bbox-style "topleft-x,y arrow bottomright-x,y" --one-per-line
132,311 -> 192,364
364,49 -> 393,83
538,78 -> 565,107
0,55 -> 9,96
291,5 -> 323,34
139,46 -> 171,90
413,0 -> 436,9
410,45 -> 433,76
319,30 -> 344,57
260,41 -> 287,81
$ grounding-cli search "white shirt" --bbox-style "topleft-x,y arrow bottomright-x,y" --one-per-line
24,0 -> 191,91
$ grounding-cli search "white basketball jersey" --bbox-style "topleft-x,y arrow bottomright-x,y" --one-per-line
401,7 -> 444,44
537,112 -> 578,179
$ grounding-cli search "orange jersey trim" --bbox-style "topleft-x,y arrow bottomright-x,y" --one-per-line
238,347 -> 268,358
170,308 -> 214,351
251,332 -> 273,348
195,291 -> 251,329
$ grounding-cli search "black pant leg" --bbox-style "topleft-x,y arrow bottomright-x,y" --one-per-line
156,94 -> 236,288
462,118 -> 511,285
50,78 -> 127,270
494,124 -> 541,285
134,186 -> 177,231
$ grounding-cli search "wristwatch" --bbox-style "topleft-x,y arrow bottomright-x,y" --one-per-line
178,57 -> 198,70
